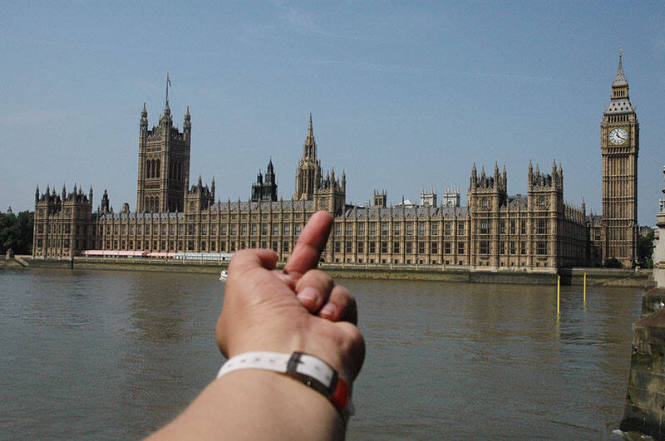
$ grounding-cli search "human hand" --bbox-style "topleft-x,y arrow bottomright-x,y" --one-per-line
216,211 -> 365,383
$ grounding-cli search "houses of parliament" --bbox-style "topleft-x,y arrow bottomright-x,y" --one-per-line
32,55 -> 639,270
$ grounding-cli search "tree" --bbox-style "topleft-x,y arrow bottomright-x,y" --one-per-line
604,257 -> 623,268
0,210 -> 34,255
638,229 -> 655,268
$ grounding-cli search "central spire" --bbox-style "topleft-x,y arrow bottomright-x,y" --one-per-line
303,112 -> 316,160
612,49 -> 628,87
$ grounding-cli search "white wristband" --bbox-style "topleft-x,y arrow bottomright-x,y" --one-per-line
217,351 -> 354,419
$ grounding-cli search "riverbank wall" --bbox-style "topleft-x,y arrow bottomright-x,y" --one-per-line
8,256 -> 653,287
620,287 -> 665,440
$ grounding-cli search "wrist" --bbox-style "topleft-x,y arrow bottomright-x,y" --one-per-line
218,351 -> 354,423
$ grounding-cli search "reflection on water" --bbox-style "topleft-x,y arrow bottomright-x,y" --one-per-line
0,269 -> 642,440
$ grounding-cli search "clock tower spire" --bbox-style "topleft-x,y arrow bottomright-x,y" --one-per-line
600,50 -> 639,267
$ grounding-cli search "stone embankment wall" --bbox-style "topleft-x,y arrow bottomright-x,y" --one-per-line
10,256 -> 653,287
620,288 -> 665,440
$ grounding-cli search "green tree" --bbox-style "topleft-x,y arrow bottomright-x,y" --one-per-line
0,210 -> 34,255
604,257 -> 623,268
638,229 -> 655,268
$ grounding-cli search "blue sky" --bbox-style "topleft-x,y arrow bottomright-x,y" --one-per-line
1,1 -> 664,224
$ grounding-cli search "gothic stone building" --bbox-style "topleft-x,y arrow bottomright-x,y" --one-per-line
32,55 -> 638,270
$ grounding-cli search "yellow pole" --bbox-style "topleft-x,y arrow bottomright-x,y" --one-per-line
557,275 -> 560,318
583,272 -> 587,308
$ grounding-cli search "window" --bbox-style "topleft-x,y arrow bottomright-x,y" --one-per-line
335,242 -> 341,253
283,225 -> 290,235
419,223 -> 425,236
510,220 -> 516,235
231,225 -> 237,235
406,242 -> 412,253
480,220 -> 489,234
295,225 -> 301,236
500,222 -> 505,234
393,242 -> 400,253
521,242 -> 527,255
444,222 -> 451,236
444,242 -> 451,254
406,223 -> 413,236
262,224 -> 268,235
273,225 -> 279,235
346,242 -> 352,253
241,225 -> 247,235
537,241 -> 547,255
283,241 -> 289,252
251,224 -> 257,235
357,242 -> 364,253
188,224 -> 195,235
370,222 -> 377,235
381,242 -> 388,253
394,223 -> 400,236
211,225 -> 217,235
202,225 -> 207,235
369,242 -> 376,253
521,221 -> 526,234
458,242 -> 465,255
382,223 -> 389,235
510,241 -> 516,255
346,224 -> 353,236
335,224 -> 341,236
358,223 -> 364,235
458,223 -> 465,235
479,240 -> 489,254
537,219 -> 547,235
431,224 -> 438,235
418,242 -> 425,254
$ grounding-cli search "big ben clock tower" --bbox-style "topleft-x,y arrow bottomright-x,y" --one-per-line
601,51 -> 639,267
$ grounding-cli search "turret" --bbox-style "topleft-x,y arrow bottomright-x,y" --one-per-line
101,189 -> 110,213
140,103 -> 148,131
184,105 -> 191,134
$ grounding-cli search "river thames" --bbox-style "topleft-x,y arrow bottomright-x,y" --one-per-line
1,268 -> 644,440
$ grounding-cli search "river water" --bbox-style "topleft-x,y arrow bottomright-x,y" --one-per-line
0,268 -> 644,440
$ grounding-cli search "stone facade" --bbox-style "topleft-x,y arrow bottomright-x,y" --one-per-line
32,56 -> 638,269
599,51 -> 639,267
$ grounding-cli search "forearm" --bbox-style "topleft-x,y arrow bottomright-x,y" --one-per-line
145,369 -> 345,441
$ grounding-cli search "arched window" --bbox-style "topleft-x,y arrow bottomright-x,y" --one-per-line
156,159 -> 160,178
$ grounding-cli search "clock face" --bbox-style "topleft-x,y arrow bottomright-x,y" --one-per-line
609,127 -> 628,145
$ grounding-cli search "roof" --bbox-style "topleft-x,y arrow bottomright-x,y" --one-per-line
341,205 -> 467,219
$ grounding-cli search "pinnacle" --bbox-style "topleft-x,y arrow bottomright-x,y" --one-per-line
612,50 -> 628,87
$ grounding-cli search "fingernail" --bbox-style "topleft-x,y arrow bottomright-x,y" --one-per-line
275,272 -> 295,287
320,303 -> 337,319
297,287 -> 319,303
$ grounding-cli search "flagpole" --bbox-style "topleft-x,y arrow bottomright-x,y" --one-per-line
165,72 -> 170,107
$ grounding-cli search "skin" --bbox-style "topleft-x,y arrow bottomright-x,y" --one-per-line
146,211 -> 365,441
